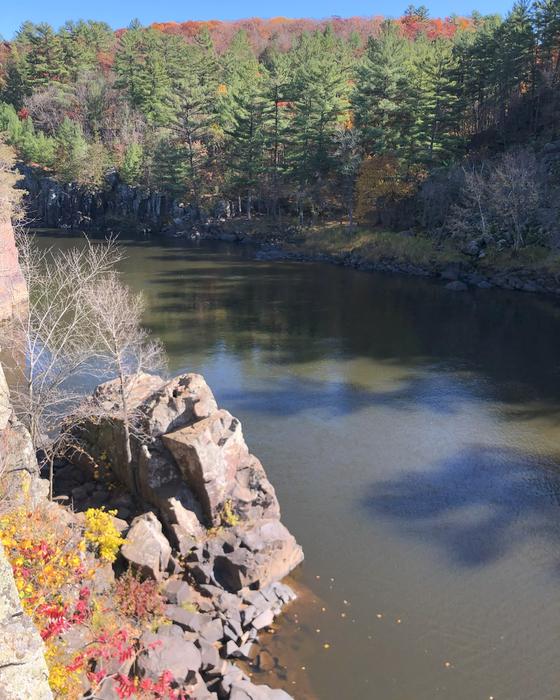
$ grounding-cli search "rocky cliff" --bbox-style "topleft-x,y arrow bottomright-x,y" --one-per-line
0,215 -> 27,323
73,372 -> 304,593
21,167 -> 200,234
0,364 -> 52,699
0,366 -> 304,699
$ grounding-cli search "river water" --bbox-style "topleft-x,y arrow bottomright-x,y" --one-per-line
39,233 -> 560,700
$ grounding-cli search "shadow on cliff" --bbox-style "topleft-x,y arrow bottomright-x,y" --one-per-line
361,444 -> 560,569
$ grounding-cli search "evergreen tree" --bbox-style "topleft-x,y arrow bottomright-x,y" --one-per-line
288,28 -> 351,219
218,32 -> 268,218
55,117 -> 89,183
353,21 -> 415,159
114,27 -> 173,125
23,23 -> 69,90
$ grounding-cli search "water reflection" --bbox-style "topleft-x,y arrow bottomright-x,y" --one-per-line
35,232 -> 560,700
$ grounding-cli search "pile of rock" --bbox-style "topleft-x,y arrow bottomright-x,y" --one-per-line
127,577 -> 297,699
72,371 -> 304,699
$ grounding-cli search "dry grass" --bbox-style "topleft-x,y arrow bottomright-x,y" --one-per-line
295,224 -> 463,266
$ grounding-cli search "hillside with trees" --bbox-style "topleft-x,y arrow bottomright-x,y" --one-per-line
1,3 -> 560,255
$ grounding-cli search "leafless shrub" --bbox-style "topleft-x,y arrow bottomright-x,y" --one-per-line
446,162 -> 491,241
7,234 -> 122,496
84,272 -> 166,464
445,149 -> 543,251
23,85 -> 73,136
488,149 -> 540,251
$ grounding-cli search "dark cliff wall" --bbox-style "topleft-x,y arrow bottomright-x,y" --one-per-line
20,167 -> 202,234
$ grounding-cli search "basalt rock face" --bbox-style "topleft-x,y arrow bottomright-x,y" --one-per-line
0,215 -> 27,322
20,167 -> 199,234
75,372 -> 303,591
0,363 -> 52,699
0,364 -> 48,507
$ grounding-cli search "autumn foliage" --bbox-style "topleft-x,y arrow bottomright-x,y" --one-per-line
355,155 -> 425,221
0,505 -> 182,699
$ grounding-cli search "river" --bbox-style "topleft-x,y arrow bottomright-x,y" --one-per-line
38,232 -> 560,700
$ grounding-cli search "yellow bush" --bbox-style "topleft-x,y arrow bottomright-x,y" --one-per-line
84,507 -> 124,563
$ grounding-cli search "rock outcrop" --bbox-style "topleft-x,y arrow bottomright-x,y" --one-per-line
0,215 -> 27,322
0,364 -> 48,507
70,371 -> 303,699
0,363 -> 52,699
75,372 -> 303,591
20,167 -> 199,234
0,542 -> 53,699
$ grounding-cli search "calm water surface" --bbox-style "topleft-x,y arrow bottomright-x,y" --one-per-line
40,233 -> 560,700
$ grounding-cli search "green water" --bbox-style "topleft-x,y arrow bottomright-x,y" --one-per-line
39,232 -> 560,700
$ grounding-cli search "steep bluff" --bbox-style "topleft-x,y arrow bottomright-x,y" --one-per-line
0,215 -> 27,322
0,364 -> 52,699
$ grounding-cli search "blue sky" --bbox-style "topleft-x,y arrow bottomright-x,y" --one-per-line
1,0 -> 513,40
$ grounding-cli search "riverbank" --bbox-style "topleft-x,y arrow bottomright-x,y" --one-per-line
198,219 -> 560,297
22,166 -> 560,298
0,362 -> 304,699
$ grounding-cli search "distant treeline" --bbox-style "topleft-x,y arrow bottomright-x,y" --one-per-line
1,3 -> 560,246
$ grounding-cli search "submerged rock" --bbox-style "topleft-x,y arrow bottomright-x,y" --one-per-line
445,280 -> 468,291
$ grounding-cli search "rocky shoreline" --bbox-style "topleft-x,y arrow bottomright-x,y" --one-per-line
204,230 -> 560,298
0,364 -> 304,699
21,165 -> 560,298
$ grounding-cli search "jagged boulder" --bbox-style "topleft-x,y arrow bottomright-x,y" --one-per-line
75,372 -> 303,593
211,521 -> 304,592
137,626 -> 202,682
121,513 -> 171,580
162,410 -> 249,525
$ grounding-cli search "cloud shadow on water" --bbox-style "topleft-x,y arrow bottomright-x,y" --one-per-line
362,445 -> 560,569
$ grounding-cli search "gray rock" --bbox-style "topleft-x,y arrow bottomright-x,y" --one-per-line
198,639 -> 222,672
121,512 -> 171,580
213,520 -> 303,592
252,609 -> 274,630
162,410 -> 249,525
165,605 -> 209,633
163,579 -> 196,605
137,631 -> 201,681
445,280 -> 468,291
230,679 -> 294,699
219,663 -> 250,695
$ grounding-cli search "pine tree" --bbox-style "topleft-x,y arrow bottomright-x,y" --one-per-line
23,23 -> 69,90
218,32 -> 267,218
114,27 -> 173,125
353,21 -> 415,159
288,28 -> 351,220
261,48 -> 292,217
166,40 -> 218,212
412,36 -> 461,164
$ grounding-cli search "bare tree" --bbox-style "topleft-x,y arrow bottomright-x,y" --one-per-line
487,149 -> 540,251
7,234 -> 122,496
446,163 -> 490,241
85,272 -> 165,465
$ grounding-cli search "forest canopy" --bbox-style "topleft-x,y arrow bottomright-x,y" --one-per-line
1,2 -> 559,245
